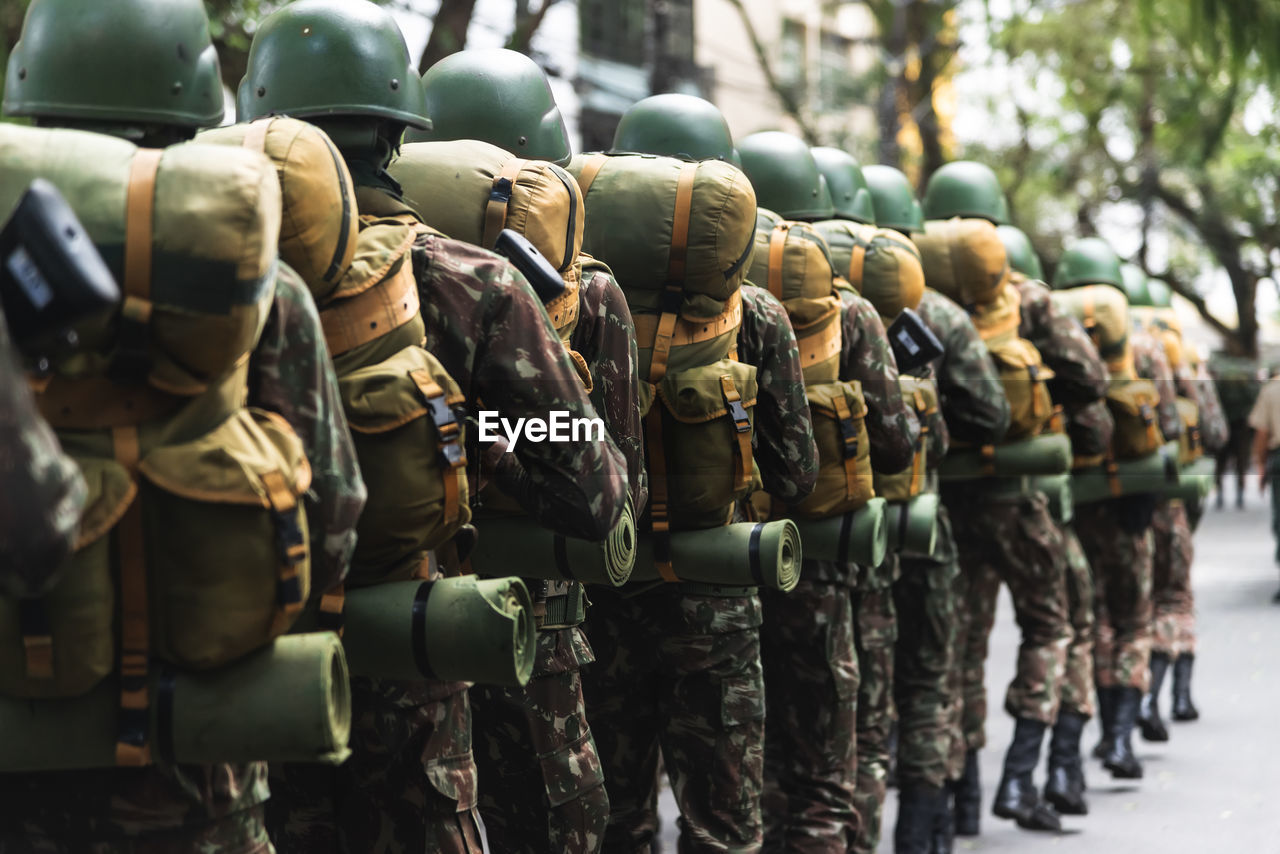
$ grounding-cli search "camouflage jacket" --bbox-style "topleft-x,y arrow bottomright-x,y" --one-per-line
1183,364 -> 1229,454
1065,397 -> 1116,462
915,289 -> 1012,446
1131,331 -> 1182,442
739,286 -> 819,504
838,290 -> 920,474
359,188 -> 628,541
0,313 -> 86,599
1014,275 -> 1109,406
573,260 -> 648,515
249,264 -> 366,595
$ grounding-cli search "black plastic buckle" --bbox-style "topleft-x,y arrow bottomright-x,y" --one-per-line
658,286 -> 683,315
727,398 -> 751,433
489,177 -> 514,205
838,417 -> 859,459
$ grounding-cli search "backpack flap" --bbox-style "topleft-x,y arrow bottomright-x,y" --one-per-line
791,380 -> 874,520
1176,396 -> 1202,465
1105,378 -> 1165,460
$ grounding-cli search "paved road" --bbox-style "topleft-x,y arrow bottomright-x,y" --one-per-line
655,477 -> 1280,851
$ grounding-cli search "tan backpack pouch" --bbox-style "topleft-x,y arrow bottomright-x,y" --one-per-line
792,380 -> 874,519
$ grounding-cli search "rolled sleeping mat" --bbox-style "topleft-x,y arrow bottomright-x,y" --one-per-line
342,577 -> 535,687
938,433 -> 1073,481
884,494 -> 939,558
1164,456 -> 1216,503
1032,473 -> 1074,525
0,632 -> 351,773
1071,443 -> 1180,505
631,519 -> 803,592
466,498 -> 636,586
791,498 -> 888,568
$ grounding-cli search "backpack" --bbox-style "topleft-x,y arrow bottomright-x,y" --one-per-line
748,211 -> 873,519
968,283 -> 1058,441
912,218 -> 1010,307
570,152 -> 760,579
1176,396 -> 1203,465
814,220 -> 925,320
0,131 -> 311,761
874,374 -> 940,502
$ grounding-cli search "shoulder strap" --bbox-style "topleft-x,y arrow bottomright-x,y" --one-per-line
767,223 -> 789,300
574,154 -> 609,198
847,242 -> 867,288
481,157 -> 528,249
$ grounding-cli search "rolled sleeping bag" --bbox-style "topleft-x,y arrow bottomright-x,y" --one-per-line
631,519 -> 803,592
939,433 -> 1073,481
884,493 -> 939,558
466,498 -> 636,586
791,497 -> 888,568
1032,473 -> 1074,525
1071,442 -> 1180,505
1164,455 -> 1216,503
0,632 -> 351,773
342,577 -> 535,687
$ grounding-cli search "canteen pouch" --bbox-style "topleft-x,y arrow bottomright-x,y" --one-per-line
791,380 -> 874,519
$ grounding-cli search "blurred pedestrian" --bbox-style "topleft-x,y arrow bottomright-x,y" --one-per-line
1248,367 -> 1280,601
1214,358 -> 1262,510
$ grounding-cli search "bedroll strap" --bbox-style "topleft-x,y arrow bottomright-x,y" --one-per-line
412,369 -> 467,526
574,154 -> 608,198
482,157 -> 528,250
317,584 -> 346,636
720,374 -> 753,492
644,407 -> 679,583
262,469 -> 307,635
833,395 -> 861,501
110,149 -> 163,383
320,260 -> 421,356
767,224 -> 789,300
113,425 -> 150,766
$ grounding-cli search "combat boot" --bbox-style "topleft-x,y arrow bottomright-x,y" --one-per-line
895,783 -> 947,854
992,718 -> 1062,832
1091,685 -> 1115,759
1044,711 -> 1089,815
930,788 -> 954,854
1103,687 -> 1144,779
1171,653 -> 1200,721
951,749 -> 981,836
1138,652 -> 1171,741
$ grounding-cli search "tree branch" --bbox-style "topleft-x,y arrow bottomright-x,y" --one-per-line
723,0 -> 821,143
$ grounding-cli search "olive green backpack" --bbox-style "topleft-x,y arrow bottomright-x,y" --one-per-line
874,375 -> 940,502
968,283 -> 1059,442
913,218 -> 1010,308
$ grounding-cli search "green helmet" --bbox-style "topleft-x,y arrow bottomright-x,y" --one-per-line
1120,263 -> 1172,307
810,147 -> 875,224
611,93 -> 734,162
737,131 -> 835,221
238,0 -> 429,130
863,165 -> 924,234
4,0 -> 223,130
997,225 -> 1044,281
1053,237 -> 1124,290
922,161 -> 1010,224
410,48 -> 571,165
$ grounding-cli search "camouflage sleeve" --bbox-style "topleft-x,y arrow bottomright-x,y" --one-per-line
839,293 -> 919,473
1132,332 -> 1182,441
248,265 -> 366,594
0,315 -> 86,598
1015,277 -> 1108,406
1183,366 -> 1229,453
917,289 -> 1011,445
738,286 -> 819,503
416,236 -> 628,542
1065,397 -> 1116,460
571,265 -> 648,516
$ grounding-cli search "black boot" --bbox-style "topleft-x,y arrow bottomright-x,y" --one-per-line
951,749 -> 981,836
1139,652 -> 1172,741
1044,711 -> 1089,815
895,783 -> 947,854
1103,687 -> 1144,779
1092,685 -> 1115,759
992,718 -> 1062,831
1172,654 -> 1200,721
930,787 -> 955,854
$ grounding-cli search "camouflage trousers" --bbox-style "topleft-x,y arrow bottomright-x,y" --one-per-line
470,626 -> 609,854
851,567 -> 897,854
582,585 -> 765,853
1075,499 -> 1155,692
1059,524 -> 1097,718
944,487 -> 1070,741
1151,499 -> 1196,657
893,506 -> 961,790
1,807 -> 273,854
266,677 -> 482,854
759,571 -> 860,853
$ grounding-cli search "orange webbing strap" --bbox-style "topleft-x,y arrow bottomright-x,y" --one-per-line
648,297 -> 682,384
848,242 -> 867,288
1104,453 -> 1122,497
317,584 -> 346,636
833,395 -> 861,500
911,387 -> 929,494
482,157 -> 528,249
112,426 -> 150,766
262,469 -> 307,635
667,164 -> 697,283
319,260 -> 420,356
241,117 -> 272,153
573,154 -> 609,198
767,223 -> 789,300
797,316 -> 842,368
644,407 -> 679,583
631,291 -> 742,349
720,374 -> 753,491
980,444 -> 997,478
110,149 -> 162,380
1028,364 -> 1046,418
411,369 -> 467,526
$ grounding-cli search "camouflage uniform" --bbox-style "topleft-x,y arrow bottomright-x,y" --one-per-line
471,265 -> 645,854
268,186 -> 628,854
584,284 -> 818,853
4,266 -> 362,854
1058,525 -> 1098,719
761,291 -> 918,853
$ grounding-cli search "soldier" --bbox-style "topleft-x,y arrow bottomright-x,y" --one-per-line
413,48 -> 647,854
1250,368 -> 1280,596
581,95 -> 819,852
239,3 -> 628,852
1052,238 -> 1181,782
922,162 -> 1075,834
0,0 -> 366,850
1215,358 -> 1262,511
737,135 -> 920,853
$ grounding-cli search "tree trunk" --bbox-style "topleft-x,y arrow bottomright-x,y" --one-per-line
507,0 -> 562,55
419,0 -> 478,73
877,2 -> 909,168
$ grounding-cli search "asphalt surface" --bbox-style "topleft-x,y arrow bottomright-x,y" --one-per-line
655,476 -> 1280,851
